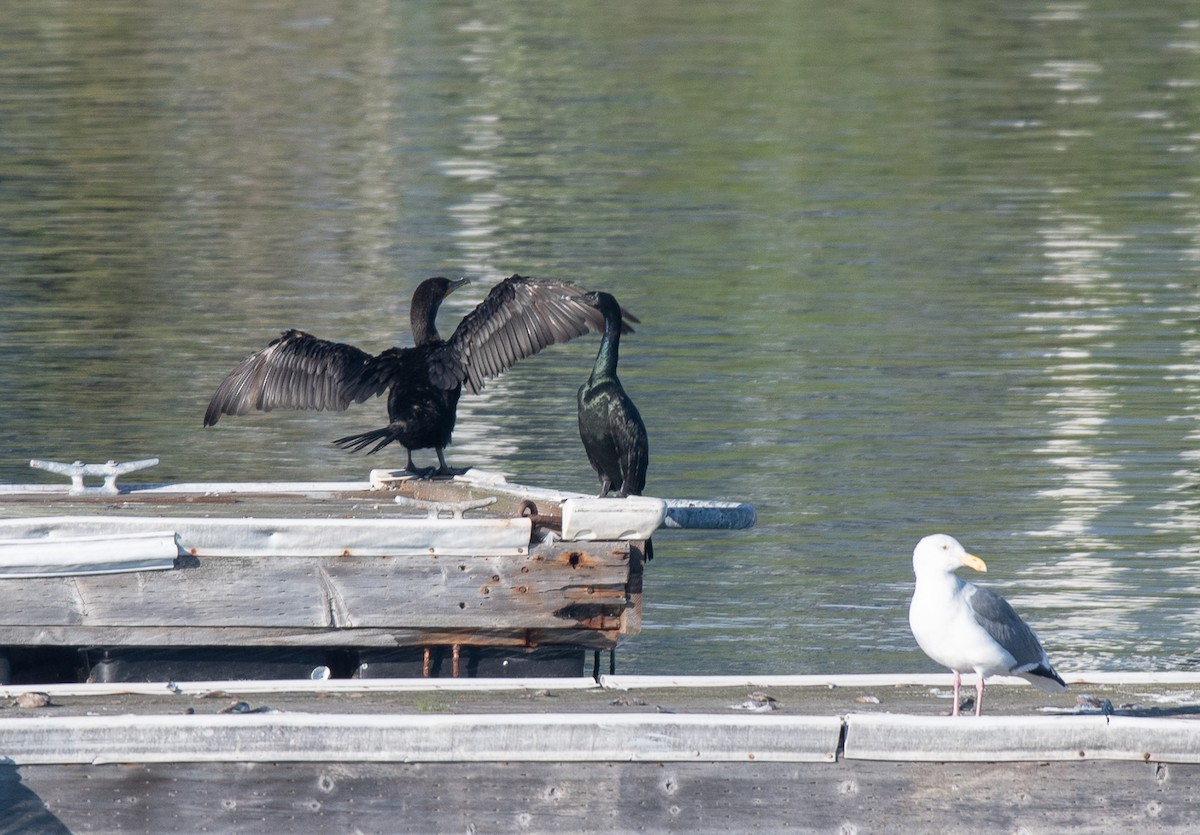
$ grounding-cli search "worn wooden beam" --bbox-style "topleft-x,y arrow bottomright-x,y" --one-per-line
3,752 -> 1198,833
0,541 -> 632,635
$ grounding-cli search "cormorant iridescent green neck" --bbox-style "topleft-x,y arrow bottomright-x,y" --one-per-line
586,291 -> 624,385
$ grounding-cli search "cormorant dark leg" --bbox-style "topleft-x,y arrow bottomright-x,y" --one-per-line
434,447 -> 451,477
403,450 -> 436,479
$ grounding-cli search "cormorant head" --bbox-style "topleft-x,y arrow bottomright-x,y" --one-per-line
417,276 -> 470,302
580,289 -> 638,334
582,289 -> 618,313
411,276 -> 469,344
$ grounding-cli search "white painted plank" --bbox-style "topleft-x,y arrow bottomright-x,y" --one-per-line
843,712 -> 1200,763
129,480 -> 372,494
603,672 -> 1200,690
0,531 -> 178,577
0,480 -> 374,497
0,713 -> 843,765
603,673 -> 968,689
0,515 -> 532,557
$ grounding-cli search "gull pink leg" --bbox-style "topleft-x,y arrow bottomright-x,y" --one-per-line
975,676 -> 985,717
952,671 -> 962,717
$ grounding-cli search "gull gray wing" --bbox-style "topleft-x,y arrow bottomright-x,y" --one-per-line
429,275 -> 638,394
963,582 -> 1050,669
203,330 -> 386,425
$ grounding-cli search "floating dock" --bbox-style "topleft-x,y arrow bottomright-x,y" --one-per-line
0,673 -> 1197,832
0,463 -> 759,684
4,463 -> 1194,832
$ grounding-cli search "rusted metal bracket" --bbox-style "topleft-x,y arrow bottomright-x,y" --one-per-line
517,499 -> 561,532
29,458 -> 160,496
421,644 -> 463,677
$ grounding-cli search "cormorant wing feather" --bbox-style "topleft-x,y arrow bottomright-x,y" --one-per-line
431,275 -> 638,394
615,396 -> 649,495
203,330 -> 387,425
963,583 -> 1049,669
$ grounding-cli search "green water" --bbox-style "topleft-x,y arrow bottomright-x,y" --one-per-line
2,0 -> 1199,674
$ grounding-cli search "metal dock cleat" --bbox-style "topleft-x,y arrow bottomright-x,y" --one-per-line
28,457 -> 160,496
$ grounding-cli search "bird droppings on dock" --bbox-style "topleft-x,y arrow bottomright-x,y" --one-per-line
10,692 -> 51,709
730,692 -> 779,712
610,695 -> 647,707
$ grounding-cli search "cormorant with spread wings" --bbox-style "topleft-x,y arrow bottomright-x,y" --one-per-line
204,274 -> 636,475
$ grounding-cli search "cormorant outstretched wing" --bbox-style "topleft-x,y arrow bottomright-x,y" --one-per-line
203,329 -> 387,426
428,275 -> 638,394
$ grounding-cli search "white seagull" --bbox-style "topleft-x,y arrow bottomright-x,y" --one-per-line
908,534 -> 1067,716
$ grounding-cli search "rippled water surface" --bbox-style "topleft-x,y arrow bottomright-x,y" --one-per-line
2,0 -> 1200,675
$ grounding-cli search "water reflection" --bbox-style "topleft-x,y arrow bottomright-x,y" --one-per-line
1,0 -> 1200,675
1026,214 -> 1129,551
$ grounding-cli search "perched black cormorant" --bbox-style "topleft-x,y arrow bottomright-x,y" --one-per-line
204,275 -> 635,475
577,290 -> 649,498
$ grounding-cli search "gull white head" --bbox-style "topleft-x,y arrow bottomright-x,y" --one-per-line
912,533 -> 987,576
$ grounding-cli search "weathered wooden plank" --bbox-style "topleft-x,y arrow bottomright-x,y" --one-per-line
2,672 -> 1198,721
6,758 -> 1198,834
619,542 -> 646,635
378,469 -> 755,532
0,541 -> 631,633
0,559 -> 328,628
319,543 -> 631,629
0,677 -> 602,698
844,713 -> 1200,763
0,712 -> 843,765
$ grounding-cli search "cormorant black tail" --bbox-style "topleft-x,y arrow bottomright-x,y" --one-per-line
333,427 -> 397,455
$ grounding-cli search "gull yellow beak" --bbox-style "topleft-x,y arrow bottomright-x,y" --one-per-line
961,553 -> 987,573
